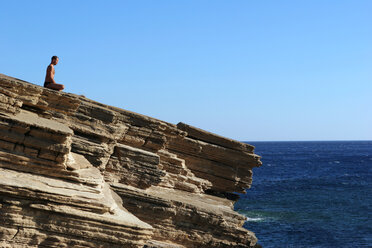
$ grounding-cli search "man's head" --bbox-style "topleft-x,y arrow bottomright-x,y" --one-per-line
51,56 -> 59,65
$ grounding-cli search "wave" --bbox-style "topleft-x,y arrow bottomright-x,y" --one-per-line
237,210 -> 268,222
245,217 -> 264,222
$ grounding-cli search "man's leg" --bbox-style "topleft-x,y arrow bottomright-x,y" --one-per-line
46,83 -> 65,91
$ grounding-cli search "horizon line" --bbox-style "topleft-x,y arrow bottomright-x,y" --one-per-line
242,139 -> 372,143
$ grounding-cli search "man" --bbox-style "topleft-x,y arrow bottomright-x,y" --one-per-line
44,56 -> 65,91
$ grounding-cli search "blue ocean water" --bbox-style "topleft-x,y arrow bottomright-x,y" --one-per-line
235,141 -> 372,248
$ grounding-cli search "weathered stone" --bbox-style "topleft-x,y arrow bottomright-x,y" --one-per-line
104,144 -> 164,189
157,149 -> 211,193
0,128 -> 25,143
113,184 -> 259,248
0,139 -> 14,151
66,152 -> 92,170
0,73 -> 262,247
145,240 -> 186,248
168,136 -> 261,193
0,168 -> 153,248
0,92 -> 22,114
24,147 -> 39,157
177,122 -> 255,153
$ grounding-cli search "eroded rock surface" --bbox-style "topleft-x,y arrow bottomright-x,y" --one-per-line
0,73 -> 262,248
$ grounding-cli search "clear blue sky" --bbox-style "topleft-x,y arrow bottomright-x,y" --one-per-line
1,1 -> 371,141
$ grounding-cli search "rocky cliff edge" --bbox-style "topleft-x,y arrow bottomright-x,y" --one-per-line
0,73 -> 262,248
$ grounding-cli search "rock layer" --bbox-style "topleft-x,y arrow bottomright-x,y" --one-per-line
0,73 -> 262,248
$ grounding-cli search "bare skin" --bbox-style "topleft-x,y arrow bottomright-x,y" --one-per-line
45,57 -> 65,91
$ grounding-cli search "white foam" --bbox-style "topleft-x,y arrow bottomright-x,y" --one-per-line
246,217 -> 264,222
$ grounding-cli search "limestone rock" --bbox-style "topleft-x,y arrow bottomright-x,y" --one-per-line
104,144 -> 165,188
0,73 -> 262,247
177,122 -> 255,153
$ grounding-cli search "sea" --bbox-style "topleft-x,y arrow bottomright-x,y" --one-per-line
235,141 -> 372,248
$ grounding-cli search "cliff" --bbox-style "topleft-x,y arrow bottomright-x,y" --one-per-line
0,73 -> 262,248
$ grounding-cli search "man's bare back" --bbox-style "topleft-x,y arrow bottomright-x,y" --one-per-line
44,56 -> 64,91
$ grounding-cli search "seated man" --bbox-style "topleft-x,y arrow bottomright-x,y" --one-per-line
44,56 -> 65,91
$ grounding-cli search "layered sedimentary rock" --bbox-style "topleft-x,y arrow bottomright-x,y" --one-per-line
0,73 -> 262,248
